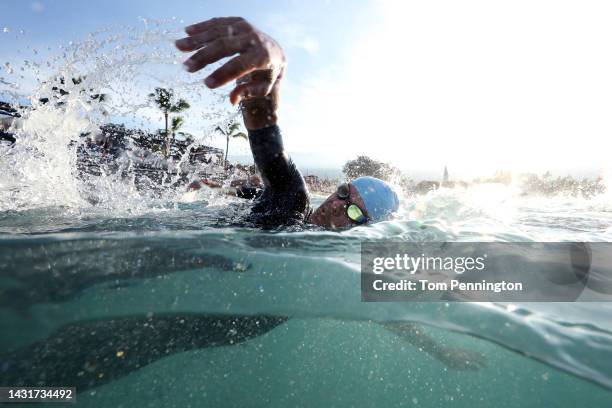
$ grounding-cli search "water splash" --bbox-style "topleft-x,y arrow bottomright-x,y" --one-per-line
0,20 -> 237,214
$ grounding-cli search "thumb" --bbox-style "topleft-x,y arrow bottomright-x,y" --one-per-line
230,81 -> 274,105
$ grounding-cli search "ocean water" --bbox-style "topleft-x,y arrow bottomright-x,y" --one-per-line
1,21 -> 612,408
1,189 -> 612,407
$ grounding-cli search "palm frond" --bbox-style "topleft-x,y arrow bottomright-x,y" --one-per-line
214,125 -> 226,135
149,87 -> 173,110
228,122 -> 246,139
228,122 -> 241,133
170,99 -> 190,112
171,116 -> 184,132
232,132 -> 248,140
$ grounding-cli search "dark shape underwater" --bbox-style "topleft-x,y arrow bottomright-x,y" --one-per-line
0,314 -> 288,392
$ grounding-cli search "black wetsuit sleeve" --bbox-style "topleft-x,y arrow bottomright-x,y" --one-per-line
247,125 -> 310,225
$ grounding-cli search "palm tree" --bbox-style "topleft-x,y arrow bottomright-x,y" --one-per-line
167,116 -> 185,158
215,121 -> 247,168
148,87 -> 190,156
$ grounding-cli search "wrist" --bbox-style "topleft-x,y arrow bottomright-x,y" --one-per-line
240,100 -> 278,130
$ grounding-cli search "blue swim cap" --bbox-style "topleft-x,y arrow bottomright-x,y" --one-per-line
351,176 -> 400,221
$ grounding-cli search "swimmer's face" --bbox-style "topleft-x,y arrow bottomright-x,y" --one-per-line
309,183 -> 369,229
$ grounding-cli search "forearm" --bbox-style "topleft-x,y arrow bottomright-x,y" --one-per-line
248,125 -> 299,191
247,125 -> 309,218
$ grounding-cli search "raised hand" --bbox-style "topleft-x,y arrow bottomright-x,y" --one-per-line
176,17 -> 286,106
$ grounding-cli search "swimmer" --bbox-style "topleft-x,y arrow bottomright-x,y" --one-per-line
175,17 -> 399,230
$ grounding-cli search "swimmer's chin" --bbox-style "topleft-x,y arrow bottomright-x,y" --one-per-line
309,210 -> 352,230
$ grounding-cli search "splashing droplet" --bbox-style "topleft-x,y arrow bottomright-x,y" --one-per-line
1,19 -> 235,213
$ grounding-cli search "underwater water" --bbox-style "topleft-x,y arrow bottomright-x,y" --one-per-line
1,21 -> 612,408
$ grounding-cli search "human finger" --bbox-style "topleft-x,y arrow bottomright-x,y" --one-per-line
230,81 -> 274,105
185,17 -> 244,35
176,20 -> 253,52
205,51 -> 265,89
183,35 -> 251,73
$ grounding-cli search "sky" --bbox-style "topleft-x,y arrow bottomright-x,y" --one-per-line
2,0 -> 612,180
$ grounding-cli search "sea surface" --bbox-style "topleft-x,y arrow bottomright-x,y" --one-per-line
1,186 -> 612,407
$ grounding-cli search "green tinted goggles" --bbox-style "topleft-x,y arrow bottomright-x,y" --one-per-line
337,183 -> 369,225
